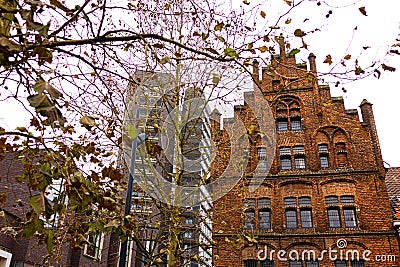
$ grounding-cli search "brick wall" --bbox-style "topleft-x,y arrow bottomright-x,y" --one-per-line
211,40 -> 399,267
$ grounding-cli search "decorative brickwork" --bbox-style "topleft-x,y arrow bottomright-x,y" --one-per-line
211,41 -> 400,267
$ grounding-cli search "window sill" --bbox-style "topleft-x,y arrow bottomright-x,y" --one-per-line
83,253 -> 100,261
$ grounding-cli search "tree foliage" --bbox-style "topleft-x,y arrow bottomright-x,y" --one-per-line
0,0 -> 398,265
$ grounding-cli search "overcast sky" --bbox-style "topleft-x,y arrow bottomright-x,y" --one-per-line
259,0 -> 400,167
294,0 -> 400,167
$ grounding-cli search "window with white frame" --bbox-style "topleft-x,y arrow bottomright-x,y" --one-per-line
84,233 -> 102,259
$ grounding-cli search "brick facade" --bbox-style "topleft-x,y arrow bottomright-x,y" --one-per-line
0,153 -> 117,267
211,40 -> 400,267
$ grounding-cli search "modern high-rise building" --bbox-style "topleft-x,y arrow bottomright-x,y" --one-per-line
123,71 -> 213,267
211,38 -> 400,267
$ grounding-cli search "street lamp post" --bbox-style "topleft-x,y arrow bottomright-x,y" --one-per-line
119,132 -> 147,267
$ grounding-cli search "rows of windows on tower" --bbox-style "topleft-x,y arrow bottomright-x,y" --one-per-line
244,195 -> 357,230
243,259 -> 366,267
272,97 -> 350,171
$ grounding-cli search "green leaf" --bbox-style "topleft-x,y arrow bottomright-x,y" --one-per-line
34,79 -> 62,99
159,56 -> 170,64
288,48 -> 300,56
127,125 -> 138,139
224,47 -> 238,58
45,229 -> 54,251
214,22 -> 224,31
104,219 -> 120,228
24,220 -> 37,237
27,93 -> 66,125
15,127 -> 28,132
217,36 -> 225,43
30,194 -> 45,214
355,66 -> 364,75
20,10 -> 50,36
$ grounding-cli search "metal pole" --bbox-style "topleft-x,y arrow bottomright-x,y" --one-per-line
119,133 -> 147,267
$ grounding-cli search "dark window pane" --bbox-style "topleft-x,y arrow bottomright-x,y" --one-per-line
328,208 -> 341,228
343,208 -> 357,228
284,197 -> 297,207
258,198 -> 271,208
277,119 -> 288,131
340,195 -> 354,205
280,147 -> 291,155
290,117 -> 302,131
259,210 -> 271,230
300,209 -> 313,228
293,146 -> 305,154
337,152 -> 348,167
244,210 -> 256,230
320,155 -> 329,168
295,156 -> 306,169
244,260 -> 258,267
183,231 -> 194,238
306,261 -> 319,267
260,260 -> 274,267
259,159 -> 268,171
244,199 -> 256,209
85,233 -> 101,258
335,261 -> 347,267
286,210 -> 298,229
299,197 -> 311,206
289,261 -> 302,267
351,261 -> 364,267
336,142 -> 346,151
325,196 -> 339,205
318,144 -> 329,153
281,157 -> 292,170
258,147 -> 267,158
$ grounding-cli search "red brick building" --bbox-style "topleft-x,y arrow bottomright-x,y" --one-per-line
0,152 -> 120,267
211,39 -> 400,267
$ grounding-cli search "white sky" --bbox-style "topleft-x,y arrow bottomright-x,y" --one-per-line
293,0 -> 400,167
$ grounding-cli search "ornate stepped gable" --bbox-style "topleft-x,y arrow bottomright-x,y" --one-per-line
211,39 -> 399,267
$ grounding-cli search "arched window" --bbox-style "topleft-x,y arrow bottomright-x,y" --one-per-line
275,98 -> 302,131
335,142 -> 348,168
